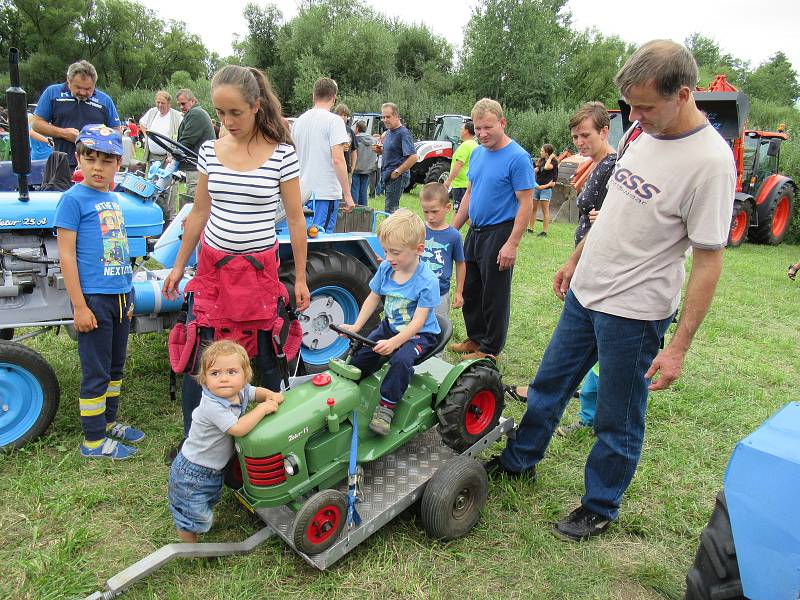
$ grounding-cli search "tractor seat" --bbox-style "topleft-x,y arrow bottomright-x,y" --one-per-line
413,314 -> 453,364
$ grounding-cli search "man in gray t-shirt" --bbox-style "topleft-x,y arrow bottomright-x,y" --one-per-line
486,40 -> 735,542
292,77 -> 355,232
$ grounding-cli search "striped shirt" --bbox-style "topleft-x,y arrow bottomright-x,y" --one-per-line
198,140 -> 299,253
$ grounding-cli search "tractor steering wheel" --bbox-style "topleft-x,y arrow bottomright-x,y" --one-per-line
146,130 -> 199,166
329,323 -> 377,348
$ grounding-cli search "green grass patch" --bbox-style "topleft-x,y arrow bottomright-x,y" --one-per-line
2,190 -> 799,599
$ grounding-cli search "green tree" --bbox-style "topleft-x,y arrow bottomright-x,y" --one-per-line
235,3 -> 283,71
319,18 -> 396,93
460,0 -> 572,110
744,52 -> 800,106
684,33 -> 749,87
559,30 -> 631,107
394,24 -> 452,80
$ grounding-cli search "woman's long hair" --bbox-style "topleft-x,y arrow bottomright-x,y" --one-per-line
536,143 -> 555,169
211,65 -> 292,145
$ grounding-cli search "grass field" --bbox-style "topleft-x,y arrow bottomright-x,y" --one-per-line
2,190 -> 799,600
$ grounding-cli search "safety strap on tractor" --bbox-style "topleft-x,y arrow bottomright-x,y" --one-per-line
346,410 -> 362,529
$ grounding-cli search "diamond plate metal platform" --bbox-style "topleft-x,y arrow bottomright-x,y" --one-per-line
256,416 -> 515,570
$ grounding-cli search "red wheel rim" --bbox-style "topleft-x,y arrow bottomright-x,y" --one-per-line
305,504 -> 342,544
772,197 -> 790,237
731,210 -> 747,243
465,390 -> 496,435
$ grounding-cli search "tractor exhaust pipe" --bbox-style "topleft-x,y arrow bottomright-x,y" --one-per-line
6,48 -> 31,201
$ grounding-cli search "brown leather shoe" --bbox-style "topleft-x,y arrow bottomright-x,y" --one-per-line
461,350 -> 498,362
448,338 -> 479,354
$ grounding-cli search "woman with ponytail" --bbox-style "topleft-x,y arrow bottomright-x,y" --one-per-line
163,65 -> 309,441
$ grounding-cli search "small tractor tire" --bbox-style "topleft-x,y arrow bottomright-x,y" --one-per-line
684,491 -> 745,600
420,455 -> 488,541
749,181 -> 796,245
0,340 -> 60,448
0,329 -> 13,341
727,201 -> 751,247
280,251 -> 379,372
424,162 -> 450,185
292,489 -> 348,555
437,363 -> 504,452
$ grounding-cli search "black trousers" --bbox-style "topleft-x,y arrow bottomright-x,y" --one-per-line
462,220 -> 515,355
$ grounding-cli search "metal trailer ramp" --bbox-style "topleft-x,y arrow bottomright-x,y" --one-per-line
85,417 -> 514,598
257,416 -> 515,570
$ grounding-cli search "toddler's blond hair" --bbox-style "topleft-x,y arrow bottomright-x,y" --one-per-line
196,340 -> 253,387
378,208 -> 425,249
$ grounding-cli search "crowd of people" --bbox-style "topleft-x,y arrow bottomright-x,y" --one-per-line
35,38 -> 791,547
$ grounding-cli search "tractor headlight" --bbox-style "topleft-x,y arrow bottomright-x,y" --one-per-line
284,455 -> 299,476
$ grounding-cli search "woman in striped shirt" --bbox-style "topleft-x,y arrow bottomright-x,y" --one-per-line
163,65 -> 309,438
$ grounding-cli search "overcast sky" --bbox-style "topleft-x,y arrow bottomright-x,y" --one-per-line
138,0 -> 800,75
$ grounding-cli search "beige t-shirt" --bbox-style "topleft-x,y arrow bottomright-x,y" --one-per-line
571,123 -> 735,320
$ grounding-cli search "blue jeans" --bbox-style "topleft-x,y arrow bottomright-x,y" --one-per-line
501,290 -> 673,520
310,198 -> 340,232
352,173 -> 370,206
383,171 -> 410,213
168,451 -> 224,533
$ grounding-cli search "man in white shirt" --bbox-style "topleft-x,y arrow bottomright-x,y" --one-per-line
291,77 -> 354,232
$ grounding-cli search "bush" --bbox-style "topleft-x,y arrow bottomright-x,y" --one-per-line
116,89 -> 157,122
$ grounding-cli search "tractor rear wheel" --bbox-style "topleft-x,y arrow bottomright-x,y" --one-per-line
749,181 -> 796,245
727,201 -> 751,247
292,489 -> 348,555
0,340 -> 60,448
684,491 -> 745,600
437,363 -> 504,452
424,162 -> 449,185
280,251 -> 379,373
420,455 -> 488,541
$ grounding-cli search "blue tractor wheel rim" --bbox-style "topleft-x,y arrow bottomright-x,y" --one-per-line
300,285 -> 360,366
0,362 -> 44,447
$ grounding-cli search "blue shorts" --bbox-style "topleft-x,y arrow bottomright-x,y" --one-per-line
534,187 -> 552,201
168,452 -> 224,534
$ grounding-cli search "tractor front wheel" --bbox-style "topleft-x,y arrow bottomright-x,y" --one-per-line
749,182 -> 796,245
223,453 -> 243,490
280,251 -> 379,372
684,491 -> 745,600
424,162 -> 450,185
727,201 -> 751,247
420,456 -> 488,541
292,489 -> 348,555
437,363 -> 504,452
0,340 -> 60,448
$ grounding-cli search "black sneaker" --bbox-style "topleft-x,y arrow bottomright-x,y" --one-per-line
164,438 -> 185,465
553,505 -> 612,541
483,455 -> 536,481
537,231 -> 547,237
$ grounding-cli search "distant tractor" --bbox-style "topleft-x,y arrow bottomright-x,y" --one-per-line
408,115 -> 471,190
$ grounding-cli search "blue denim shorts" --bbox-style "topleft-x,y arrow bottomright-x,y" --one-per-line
168,452 -> 224,534
534,187 -> 553,201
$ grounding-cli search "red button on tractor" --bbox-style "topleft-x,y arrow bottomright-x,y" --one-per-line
312,373 -> 331,387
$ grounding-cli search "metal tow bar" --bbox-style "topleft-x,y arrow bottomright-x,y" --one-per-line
84,525 -> 275,599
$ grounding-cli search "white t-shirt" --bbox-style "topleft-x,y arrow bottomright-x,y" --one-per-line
197,140 -> 299,253
571,123 -> 735,320
147,110 -> 173,154
291,107 -> 349,201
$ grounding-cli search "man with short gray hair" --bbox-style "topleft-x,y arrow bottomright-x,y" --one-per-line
33,60 -> 122,168
379,102 -> 417,213
175,89 -> 215,202
486,40 -> 736,542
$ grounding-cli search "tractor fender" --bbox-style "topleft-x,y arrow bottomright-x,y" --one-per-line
754,174 -> 794,227
434,358 -> 497,407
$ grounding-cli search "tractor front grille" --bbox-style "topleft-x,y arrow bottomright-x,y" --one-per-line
244,453 -> 286,487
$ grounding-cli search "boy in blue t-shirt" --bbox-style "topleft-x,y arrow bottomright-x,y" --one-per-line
340,209 -> 441,435
420,183 -> 465,321
54,124 -> 142,460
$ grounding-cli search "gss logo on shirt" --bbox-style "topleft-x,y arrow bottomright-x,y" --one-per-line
613,168 -> 661,201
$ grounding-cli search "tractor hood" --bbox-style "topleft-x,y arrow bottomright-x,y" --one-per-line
415,140 -> 453,162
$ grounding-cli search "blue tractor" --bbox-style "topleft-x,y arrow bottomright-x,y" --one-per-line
0,48 -> 384,449
684,402 -> 800,600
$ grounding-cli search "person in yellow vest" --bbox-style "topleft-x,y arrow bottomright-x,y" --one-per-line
443,121 -> 478,211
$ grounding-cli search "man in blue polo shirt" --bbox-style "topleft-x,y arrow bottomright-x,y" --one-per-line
450,98 -> 534,360
33,60 -> 122,169
380,102 -> 417,213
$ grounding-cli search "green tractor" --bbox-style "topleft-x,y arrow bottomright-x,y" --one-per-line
229,321 -> 506,556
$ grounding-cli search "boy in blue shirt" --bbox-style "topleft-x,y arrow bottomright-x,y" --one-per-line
54,124 -> 142,460
420,183 -> 465,321
340,209 -> 441,435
